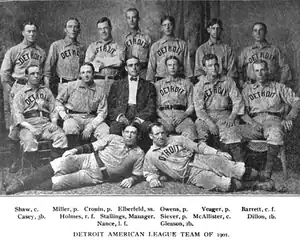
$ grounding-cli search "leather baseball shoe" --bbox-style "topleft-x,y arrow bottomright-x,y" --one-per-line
5,179 -> 24,195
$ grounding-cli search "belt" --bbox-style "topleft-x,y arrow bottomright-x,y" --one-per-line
60,78 -> 76,84
93,152 -> 109,181
24,110 -> 50,119
16,79 -> 27,85
94,74 -> 118,80
69,110 -> 96,116
160,105 -> 186,111
250,112 -> 282,118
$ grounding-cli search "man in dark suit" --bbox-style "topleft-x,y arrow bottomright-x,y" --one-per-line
107,56 -> 156,150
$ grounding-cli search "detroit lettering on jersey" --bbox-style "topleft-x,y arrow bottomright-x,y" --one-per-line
248,51 -> 275,64
160,85 -> 185,96
157,45 -> 183,57
247,90 -> 276,100
60,48 -> 81,60
204,85 -> 226,102
95,45 -> 116,55
158,144 -> 181,161
24,92 -> 46,106
18,52 -> 43,65
125,37 -> 150,49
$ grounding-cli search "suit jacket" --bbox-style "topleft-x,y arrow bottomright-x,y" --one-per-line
107,77 -> 157,122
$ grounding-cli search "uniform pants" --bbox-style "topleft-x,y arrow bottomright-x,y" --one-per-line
187,153 -> 245,192
159,109 -> 197,140
195,110 -> 242,144
20,118 -> 68,152
244,114 -> 284,145
50,153 -> 104,191
63,114 -> 109,140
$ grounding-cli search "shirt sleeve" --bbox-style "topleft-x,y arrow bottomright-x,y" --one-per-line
85,43 -> 96,62
0,47 -> 16,86
92,134 -> 113,151
275,47 -> 292,84
194,46 -> 206,77
44,42 -> 58,79
47,88 -> 59,121
228,78 -> 244,115
55,82 -> 71,112
12,91 -> 25,126
143,151 -> 160,182
183,42 -> 193,78
193,79 -> 211,121
146,44 -> 157,81
131,150 -> 145,177
226,46 -> 238,78
279,83 -> 300,119
237,48 -> 247,81
172,136 -> 198,152
185,80 -> 194,115
90,92 -> 108,129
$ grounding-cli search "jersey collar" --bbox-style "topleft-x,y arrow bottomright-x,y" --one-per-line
251,41 -> 271,49
63,37 -> 80,47
207,38 -> 222,46
160,35 -> 180,44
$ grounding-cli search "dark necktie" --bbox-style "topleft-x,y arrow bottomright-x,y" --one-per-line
130,76 -> 138,82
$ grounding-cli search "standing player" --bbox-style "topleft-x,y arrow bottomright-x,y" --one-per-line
56,62 -> 109,147
123,8 -> 152,79
193,54 -> 244,163
155,56 -> 197,140
146,15 -> 193,82
85,17 -> 124,96
144,123 -> 271,192
194,19 -> 237,79
12,65 -> 68,171
241,60 -> 300,181
1,21 -> 46,136
238,22 -> 291,88
43,17 -> 85,95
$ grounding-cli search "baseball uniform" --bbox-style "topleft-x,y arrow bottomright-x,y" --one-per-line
56,79 -> 109,140
242,80 -> 300,145
44,37 -> 85,94
146,36 -> 193,82
1,41 -> 46,132
238,41 -> 292,85
194,39 -> 237,78
12,84 -> 67,152
123,29 -> 152,79
194,75 -> 244,144
144,135 -> 246,192
85,39 -> 124,96
155,76 -> 197,140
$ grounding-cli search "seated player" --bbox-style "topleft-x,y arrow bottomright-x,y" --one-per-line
155,56 -> 197,140
11,65 -> 67,170
241,59 -> 300,181
193,54 -> 244,163
5,123 -> 144,194
56,62 -> 109,147
144,122 -> 274,192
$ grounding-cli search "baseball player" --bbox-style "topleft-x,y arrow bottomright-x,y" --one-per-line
238,22 -> 292,88
155,56 -> 197,140
85,17 -> 124,96
0,20 -> 46,173
56,62 -> 109,147
44,17 -> 85,96
194,18 -> 237,79
122,8 -> 152,79
144,122 -> 273,192
5,123 -> 144,194
241,60 -> 300,181
146,15 -> 193,82
12,65 -> 68,171
193,54 -> 245,163
1,20 -> 46,137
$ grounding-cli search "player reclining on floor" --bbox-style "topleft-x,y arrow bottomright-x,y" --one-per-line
5,123 -> 144,194
143,122 -> 275,192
